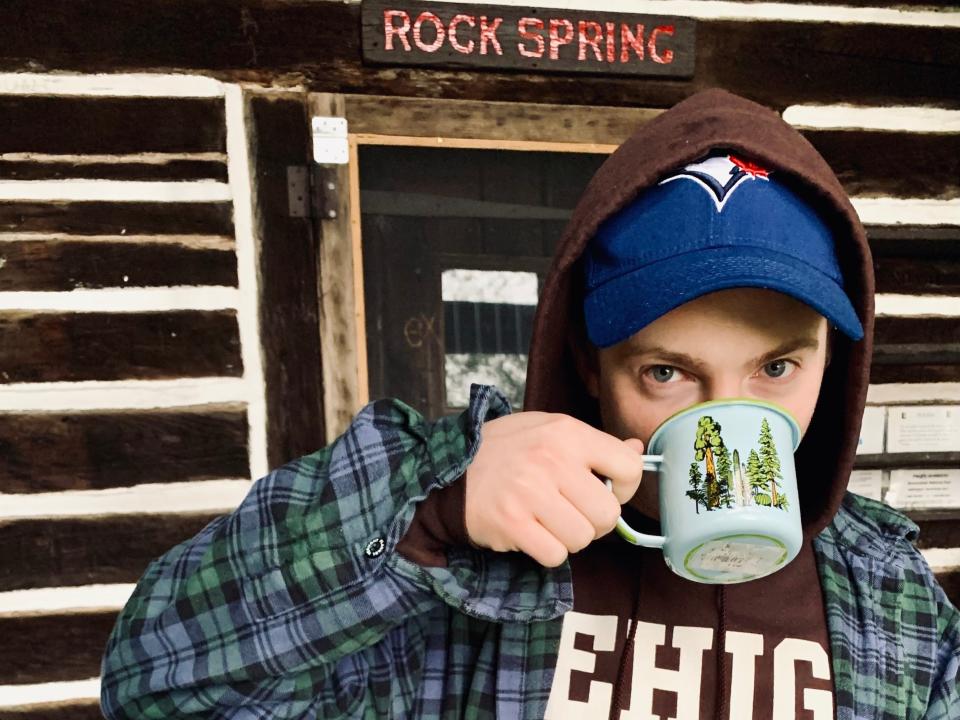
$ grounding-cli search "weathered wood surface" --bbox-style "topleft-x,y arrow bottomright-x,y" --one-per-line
805,131 -> 960,200
855,452 -> 960,471
0,702 -> 104,719
0,611 -> 117,684
0,1 -> 955,110
0,311 -> 242,383
312,94 -> 364,442
248,92 -> 326,466
344,94 -> 660,145
871,317 -> 960,383
0,240 -> 237,291
0,201 -> 234,236
915,519 -> 960,551
0,513 -> 222,591
0,408 -> 248,494
0,96 -> 226,154
0,158 -> 228,182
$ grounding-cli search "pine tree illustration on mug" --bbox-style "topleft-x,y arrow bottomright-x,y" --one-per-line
691,416 -> 734,511
746,418 -> 789,510
687,415 -> 789,511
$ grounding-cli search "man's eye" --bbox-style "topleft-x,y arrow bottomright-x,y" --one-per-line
649,366 -> 678,383
763,360 -> 794,378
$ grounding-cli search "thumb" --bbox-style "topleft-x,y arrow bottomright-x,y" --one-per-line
623,438 -> 646,457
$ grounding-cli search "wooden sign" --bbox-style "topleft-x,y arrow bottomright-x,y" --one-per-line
361,1 -> 695,78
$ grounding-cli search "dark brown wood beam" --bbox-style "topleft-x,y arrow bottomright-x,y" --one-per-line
0,311 -> 243,383
0,513 -> 222,591
0,409 -> 248,494
0,240 -> 237,291
247,91 -> 327,467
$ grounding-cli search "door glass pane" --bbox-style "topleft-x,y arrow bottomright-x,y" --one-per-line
442,269 -> 538,409
359,145 -> 605,418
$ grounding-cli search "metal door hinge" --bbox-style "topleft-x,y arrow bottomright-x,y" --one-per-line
287,165 -> 340,220
312,116 -> 349,165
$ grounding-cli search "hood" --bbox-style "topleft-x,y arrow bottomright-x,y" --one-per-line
523,88 -> 874,539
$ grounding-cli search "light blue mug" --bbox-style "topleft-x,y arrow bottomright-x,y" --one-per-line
606,398 -> 803,584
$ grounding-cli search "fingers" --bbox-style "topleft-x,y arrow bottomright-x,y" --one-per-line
516,520 -> 570,568
534,491 -> 598,554
558,471 -> 623,534
559,419 -> 646,495
588,438 -> 646,495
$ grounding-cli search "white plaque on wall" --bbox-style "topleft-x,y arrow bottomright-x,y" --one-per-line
886,406 -> 960,453
847,469 -> 884,501
857,406 -> 887,455
885,469 -> 960,509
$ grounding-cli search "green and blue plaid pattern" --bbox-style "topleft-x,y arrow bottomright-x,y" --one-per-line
101,385 -> 958,719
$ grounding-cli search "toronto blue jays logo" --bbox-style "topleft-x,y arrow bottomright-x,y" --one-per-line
659,155 -> 771,211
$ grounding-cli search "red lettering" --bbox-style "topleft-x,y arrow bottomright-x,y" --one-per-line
449,14 -> 475,54
517,17 -> 545,58
648,24 -> 675,64
383,10 -> 411,52
412,12 -> 445,53
605,22 -> 616,63
620,23 -> 645,63
479,16 -> 503,55
549,18 -> 574,60
578,20 -> 603,61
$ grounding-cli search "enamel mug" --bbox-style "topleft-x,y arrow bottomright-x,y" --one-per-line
607,399 -> 803,584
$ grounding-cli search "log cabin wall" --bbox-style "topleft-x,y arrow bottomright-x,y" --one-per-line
0,75 -> 325,718
0,0 -> 957,716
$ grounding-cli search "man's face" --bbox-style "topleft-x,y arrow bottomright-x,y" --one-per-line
579,287 -> 830,516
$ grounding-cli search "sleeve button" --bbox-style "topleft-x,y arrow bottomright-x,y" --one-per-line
364,537 -> 386,558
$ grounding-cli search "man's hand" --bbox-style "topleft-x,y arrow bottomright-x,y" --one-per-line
464,412 -> 646,567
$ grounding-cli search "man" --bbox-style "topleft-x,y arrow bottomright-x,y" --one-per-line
101,89 -> 959,719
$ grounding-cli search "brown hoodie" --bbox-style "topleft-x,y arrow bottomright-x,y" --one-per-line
400,88 -> 874,719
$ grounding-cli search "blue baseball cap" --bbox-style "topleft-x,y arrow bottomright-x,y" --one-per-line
582,154 -> 864,349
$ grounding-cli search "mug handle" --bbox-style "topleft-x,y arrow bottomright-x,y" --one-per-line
603,455 -> 666,548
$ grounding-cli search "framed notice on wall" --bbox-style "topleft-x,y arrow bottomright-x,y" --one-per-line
361,0 -> 696,77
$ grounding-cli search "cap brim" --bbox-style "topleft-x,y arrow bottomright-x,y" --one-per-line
584,246 -> 864,349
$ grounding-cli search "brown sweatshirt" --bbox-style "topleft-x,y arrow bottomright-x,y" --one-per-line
399,88 -> 874,719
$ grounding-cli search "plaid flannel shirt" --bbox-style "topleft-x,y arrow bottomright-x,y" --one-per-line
101,385 -> 960,719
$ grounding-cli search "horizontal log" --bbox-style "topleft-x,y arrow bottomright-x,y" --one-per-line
875,317 -> 960,346
915,519 -> 960,550
0,610 -> 116,684
855,452 -> 960,471
345,93 -> 660,145
868,226 -> 960,254
0,702 -> 103,719
0,96 -> 225,154
0,201 -> 234,236
874,256 -> 960,296
0,158 -> 228,182
869,364 -> 960,384
0,408 -> 248,494
870,317 -> 960,384
0,513 -> 222,591
0,311 -> 242,383
804,131 -> 960,200
0,2 -> 955,110
0,240 -> 236,291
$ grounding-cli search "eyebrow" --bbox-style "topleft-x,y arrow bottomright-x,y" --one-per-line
624,337 -> 821,372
